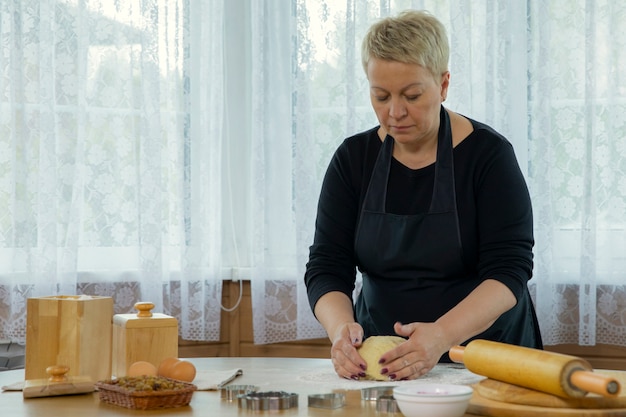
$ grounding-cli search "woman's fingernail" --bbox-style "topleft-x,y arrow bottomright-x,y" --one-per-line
388,373 -> 397,380
351,375 -> 359,380
359,372 -> 367,378
378,358 -> 386,364
360,363 -> 367,370
380,368 -> 388,375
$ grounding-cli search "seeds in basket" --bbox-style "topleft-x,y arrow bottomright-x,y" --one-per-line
96,375 -> 197,410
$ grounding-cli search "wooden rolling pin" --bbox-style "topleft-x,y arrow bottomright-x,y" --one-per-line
449,339 -> 620,398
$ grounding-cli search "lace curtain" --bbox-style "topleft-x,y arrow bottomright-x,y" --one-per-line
2,0 -> 626,348
528,1 -> 626,345
0,0 -> 226,343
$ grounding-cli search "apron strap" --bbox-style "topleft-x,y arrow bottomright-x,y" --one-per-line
361,106 -> 457,214
430,106 -> 457,213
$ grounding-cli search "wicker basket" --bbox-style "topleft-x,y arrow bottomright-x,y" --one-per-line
96,377 -> 197,410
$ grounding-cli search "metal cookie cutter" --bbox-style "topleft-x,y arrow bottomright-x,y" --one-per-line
361,385 -> 397,401
376,394 -> 401,414
238,391 -> 299,411
220,384 -> 259,401
307,393 -> 346,409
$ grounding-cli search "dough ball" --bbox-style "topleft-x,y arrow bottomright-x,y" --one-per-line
357,335 -> 406,381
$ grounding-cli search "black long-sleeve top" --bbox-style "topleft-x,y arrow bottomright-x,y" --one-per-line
305,119 -> 535,320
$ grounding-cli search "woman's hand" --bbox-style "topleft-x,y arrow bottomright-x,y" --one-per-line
376,279 -> 518,380
329,322 -> 368,380
376,321 -> 449,380
313,291 -> 369,379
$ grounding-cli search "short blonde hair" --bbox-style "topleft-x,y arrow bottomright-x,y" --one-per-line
361,10 -> 449,77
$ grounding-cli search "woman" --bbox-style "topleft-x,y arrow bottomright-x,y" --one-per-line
304,10 -> 542,381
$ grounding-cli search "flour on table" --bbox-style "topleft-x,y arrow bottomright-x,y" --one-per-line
296,363 -> 484,391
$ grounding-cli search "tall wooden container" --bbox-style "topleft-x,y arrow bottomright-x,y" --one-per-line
25,295 -> 113,382
112,302 -> 178,377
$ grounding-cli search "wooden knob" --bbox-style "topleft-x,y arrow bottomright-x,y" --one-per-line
570,370 -> 621,397
448,345 -> 465,363
134,302 -> 154,317
46,365 -> 70,382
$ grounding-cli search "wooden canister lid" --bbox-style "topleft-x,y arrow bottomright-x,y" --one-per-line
112,302 -> 178,329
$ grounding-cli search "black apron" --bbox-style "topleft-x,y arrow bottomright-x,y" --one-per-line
354,107 -> 542,361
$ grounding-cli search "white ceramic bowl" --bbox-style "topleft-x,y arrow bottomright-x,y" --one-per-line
392,384 -> 473,417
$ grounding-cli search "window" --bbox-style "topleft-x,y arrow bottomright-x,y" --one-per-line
2,0 -> 625,347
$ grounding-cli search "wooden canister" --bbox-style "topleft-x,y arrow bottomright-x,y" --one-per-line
111,302 -> 178,377
25,295 -> 113,382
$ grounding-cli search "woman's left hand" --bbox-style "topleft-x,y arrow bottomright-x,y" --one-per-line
377,280 -> 517,380
377,321 -> 450,380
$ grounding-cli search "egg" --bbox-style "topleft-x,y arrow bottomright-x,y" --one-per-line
167,360 -> 196,382
157,357 -> 180,377
127,361 -> 157,377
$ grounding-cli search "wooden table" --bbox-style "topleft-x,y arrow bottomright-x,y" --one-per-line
0,357 -> 482,416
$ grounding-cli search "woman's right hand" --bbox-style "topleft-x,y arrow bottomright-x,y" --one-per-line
330,322 -> 367,379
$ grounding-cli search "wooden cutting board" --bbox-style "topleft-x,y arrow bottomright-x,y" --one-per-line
468,370 -> 626,416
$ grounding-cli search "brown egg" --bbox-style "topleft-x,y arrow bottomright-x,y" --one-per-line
127,361 -> 157,377
157,357 -> 180,377
168,360 -> 196,382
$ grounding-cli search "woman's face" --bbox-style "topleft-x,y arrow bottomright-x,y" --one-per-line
366,58 -> 449,147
